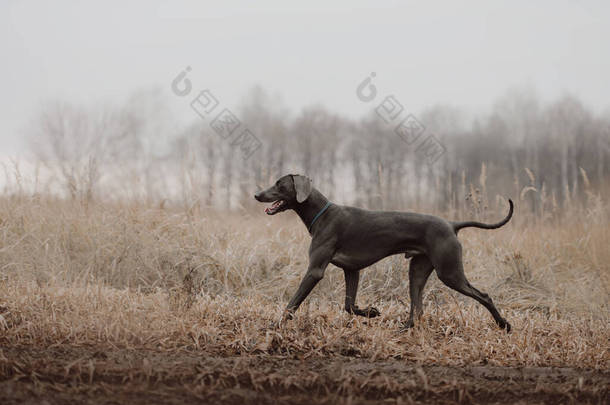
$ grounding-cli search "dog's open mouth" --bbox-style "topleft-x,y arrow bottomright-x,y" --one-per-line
265,200 -> 286,215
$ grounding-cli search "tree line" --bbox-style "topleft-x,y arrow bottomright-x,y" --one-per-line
28,86 -> 610,215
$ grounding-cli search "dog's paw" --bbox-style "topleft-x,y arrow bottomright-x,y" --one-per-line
268,311 -> 294,330
496,318 -> 511,333
362,306 -> 380,318
399,319 -> 415,332
496,319 -> 512,333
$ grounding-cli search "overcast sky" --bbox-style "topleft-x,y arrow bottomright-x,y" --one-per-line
1,0 -> 609,157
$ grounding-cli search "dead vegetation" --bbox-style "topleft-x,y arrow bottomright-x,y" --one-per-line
0,192 -> 609,404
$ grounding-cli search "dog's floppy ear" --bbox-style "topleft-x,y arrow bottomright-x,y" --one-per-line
292,175 -> 312,203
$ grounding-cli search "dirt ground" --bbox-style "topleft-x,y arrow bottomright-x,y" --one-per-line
1,346 -> 608,405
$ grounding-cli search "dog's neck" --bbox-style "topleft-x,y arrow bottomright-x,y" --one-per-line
292,188 -> 330,230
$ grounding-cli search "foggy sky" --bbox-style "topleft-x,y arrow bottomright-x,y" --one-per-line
2,0 -> 609,157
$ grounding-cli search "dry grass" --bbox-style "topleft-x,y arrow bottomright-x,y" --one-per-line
0,193 -> 609,403
1,281 -> 608,368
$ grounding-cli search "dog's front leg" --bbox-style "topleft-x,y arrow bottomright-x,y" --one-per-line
343,269 -> 380,318
344,269 -> 360,313
283,240 -> 334,320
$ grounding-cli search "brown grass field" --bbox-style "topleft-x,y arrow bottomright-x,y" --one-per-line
0,191 -> 609,404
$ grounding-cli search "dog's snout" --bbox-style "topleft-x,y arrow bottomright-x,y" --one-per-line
254,191 -> 263,201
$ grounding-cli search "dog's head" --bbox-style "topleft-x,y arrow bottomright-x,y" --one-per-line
254,174 -> 312,215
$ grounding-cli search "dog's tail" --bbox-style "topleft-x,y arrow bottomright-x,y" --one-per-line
451,199 -> 513,234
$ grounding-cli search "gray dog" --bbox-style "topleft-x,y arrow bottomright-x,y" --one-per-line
255,174 -> 514,332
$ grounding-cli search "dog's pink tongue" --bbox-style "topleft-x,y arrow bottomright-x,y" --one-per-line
265,207 -> 270,214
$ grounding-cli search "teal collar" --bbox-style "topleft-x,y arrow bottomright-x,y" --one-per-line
308,201 -> 333,233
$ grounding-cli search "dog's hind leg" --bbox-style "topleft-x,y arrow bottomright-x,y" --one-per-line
401,254 -> 434,330
343,269 -> 380,318
441,274 -> 511,332
433,241 -> 511,332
